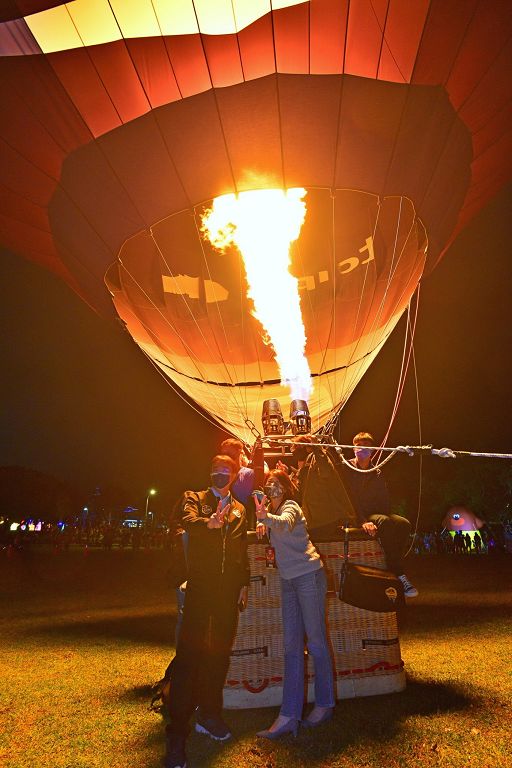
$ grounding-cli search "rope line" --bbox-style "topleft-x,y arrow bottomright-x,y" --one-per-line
258,438 -> 512,462
337,449 -> 401,473
403,306 -> 422,558
373,283 -> 422,468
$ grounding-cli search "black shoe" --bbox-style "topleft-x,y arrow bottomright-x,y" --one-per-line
164,732 -> 187,768
398,573 -> 419,598
195,713 -> 232,741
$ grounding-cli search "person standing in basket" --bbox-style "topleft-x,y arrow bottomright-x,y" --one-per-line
163,455 -> 249,768
254,469 -> 335,738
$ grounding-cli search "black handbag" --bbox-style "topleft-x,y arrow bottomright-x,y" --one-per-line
338,528 -> 404,612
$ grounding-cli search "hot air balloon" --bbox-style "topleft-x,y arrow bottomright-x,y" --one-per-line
1,1 -> 511,442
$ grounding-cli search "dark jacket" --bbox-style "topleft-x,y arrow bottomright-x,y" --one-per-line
179,489 -> 250,587
296,448 -> 356,535
342,458 -> 391,523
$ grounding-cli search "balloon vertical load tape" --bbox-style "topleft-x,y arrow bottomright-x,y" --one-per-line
224,539 -> 405,708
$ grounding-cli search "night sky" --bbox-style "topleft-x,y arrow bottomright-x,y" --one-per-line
1,184 -> 511,514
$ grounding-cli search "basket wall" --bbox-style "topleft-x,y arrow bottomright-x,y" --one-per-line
224,539 -> 405,708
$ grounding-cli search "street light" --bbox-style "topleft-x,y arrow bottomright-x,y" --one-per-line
145,488 -> 157,528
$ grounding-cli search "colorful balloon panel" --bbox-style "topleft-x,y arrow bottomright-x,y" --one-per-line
1,1 -> 511,437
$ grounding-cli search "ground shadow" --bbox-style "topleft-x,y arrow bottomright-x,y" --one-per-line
121,683 -> 158,703
138,676 -> 478,768
20,598 -> 510,648
18,609 -> 177,647
237,675 -> 475,738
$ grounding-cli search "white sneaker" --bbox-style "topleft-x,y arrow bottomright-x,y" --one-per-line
399,574 -> 418,598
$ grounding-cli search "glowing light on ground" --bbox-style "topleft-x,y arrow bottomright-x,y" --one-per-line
202,188 -> 311,401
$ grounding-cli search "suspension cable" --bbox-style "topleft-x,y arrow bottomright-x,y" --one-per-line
257,437 -> 512,462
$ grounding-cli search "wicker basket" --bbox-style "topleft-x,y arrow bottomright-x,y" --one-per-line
224,538 -> 405,708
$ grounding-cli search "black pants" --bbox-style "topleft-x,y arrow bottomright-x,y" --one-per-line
166,577 -> 240,737
368,513 -> 411,575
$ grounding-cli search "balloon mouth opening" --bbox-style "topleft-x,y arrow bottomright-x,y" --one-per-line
107,187 -> 428,440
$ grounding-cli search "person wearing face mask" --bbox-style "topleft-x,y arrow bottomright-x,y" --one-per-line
219,438 -> 269,528
344,432 -> 418,598
163,455 -> 249,768
254,470 -> 335,738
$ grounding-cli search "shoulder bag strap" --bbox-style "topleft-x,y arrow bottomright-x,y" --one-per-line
343,525 -> 350,563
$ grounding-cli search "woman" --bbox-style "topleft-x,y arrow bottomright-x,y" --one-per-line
255,470 -> 335,738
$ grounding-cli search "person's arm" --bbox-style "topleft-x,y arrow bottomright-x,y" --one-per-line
256,521 -> 267,539
361,521 -> 378,536
169,492 -> 186,532
250,440 -> 266,489
261,500 -> 299,532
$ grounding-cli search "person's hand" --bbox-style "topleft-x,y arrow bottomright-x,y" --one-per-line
238,585 -> 248,611
256,522 -> 266,540
207,499 -> 228,528
362,521 -> 378,537
275,460 -> 288,473
254,494 -> 268,520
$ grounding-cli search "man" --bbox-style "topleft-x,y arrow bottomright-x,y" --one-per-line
158,439 -> 258,686
164,455 -> 249,768
343,432 -> 418,598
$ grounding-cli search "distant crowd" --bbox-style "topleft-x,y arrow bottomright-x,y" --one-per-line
0,521 -> 172,552
412,528 -> 498,555
2,519 -> 506,557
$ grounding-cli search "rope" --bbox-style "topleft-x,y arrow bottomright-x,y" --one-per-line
403,313 -> 422,559
258,438 -> 512,462
337,449 -> 401,473
432,447 -> 457,459
432,449 -> 512,460
377,286 -> 421,459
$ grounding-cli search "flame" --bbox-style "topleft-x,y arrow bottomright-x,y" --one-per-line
202,188 -> 311,402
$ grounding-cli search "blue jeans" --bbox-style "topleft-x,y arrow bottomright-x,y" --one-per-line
280,567 -> 335,718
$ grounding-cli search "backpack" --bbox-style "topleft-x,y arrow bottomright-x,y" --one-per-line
299,448 -> 357,533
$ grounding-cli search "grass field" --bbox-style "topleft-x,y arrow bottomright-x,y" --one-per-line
1,548 -> 511,768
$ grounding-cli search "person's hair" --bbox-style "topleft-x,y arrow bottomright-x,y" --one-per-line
353,431 -> 374,446
219,438 -> 244,461
267,469 -> 298,502
211,454 -> 238,474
